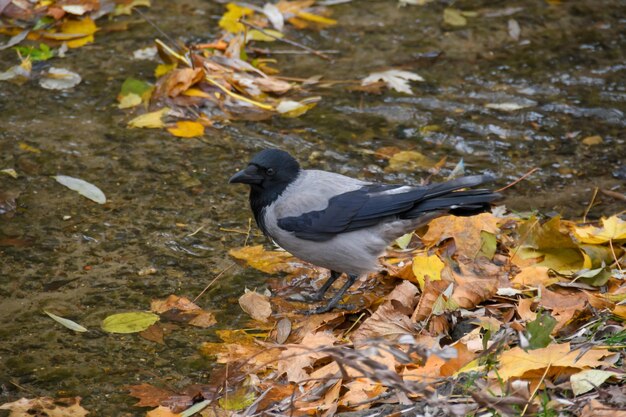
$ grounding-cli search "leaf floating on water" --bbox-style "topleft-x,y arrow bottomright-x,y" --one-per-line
54,175 -> 106,204
276,97 -> 319,117
128,107 -> 170,128
101,312 -> 160,333
362,69 -> 424,95
1,168 -> 18,179
39,67 -> 81,90
59,17 -> 97,48
166,120 -> 205,138
485,102 -> 534,111
44,310 -> 88,333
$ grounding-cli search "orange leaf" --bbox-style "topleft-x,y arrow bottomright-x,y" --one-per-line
422,213 -> 500,259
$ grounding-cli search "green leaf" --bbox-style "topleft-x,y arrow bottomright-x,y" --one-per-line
101,312 -> 159,333
44,310 -> 88,333
119,77 -> 153,97
443,8 -> 467,27
479,231 -> 497,259
395,232 -> 413,249
14,43 -> 53,61
526,311 -> 556,350
218,387 -> 255,411
33,16 -> 55,31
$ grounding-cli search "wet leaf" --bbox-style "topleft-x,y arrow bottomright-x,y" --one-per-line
167,121 -> 205,138
0,396 -> 89,416
0,59 -> 31,84
115,0 -> 151,16
13,43 -> 53,61
219,387 -> 255,411
508,18 -> 521,41
582,135 -> 603,146
128,107 -> 170,128
525,311 -> 556,349
151,295 -> 216,328
485,102 -> 533,111
101,311 -> 160,333
574,216 -> 626,244
146,405 -> 179,417
1,168 -> 18,179
229,244 -> 295,274
263,3 -> 284,31
139,323 -> 165,344
246,28 -> 284,42
411,253 -> 444,289
276,97 -> 319,117
443,8 -> 467,27
296,11 -> 337,26
571,370 -> 618,396
239,289 -> 272,322
39,67 -> 81,90
44,310 -> 88,333
386,150 -> 434,172
60,17 -> 97,48
219,3 -> 253,33
127,383 -> 177,407
362,69 -> 424,94
54,175 -> 106,204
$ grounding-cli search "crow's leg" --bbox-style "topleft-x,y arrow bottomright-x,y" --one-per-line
309,273 -> 358,314
310,270 -> 342,301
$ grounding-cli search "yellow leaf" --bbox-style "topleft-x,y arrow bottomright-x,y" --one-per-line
229,245 -> 295,274
498,342 -> 613,382
246,28 -> 284,42
166,120 -> 205,138
574,216 -> 626,244
182,88 -> 211,98
386,150 -> 435,172
155,63 -> 176,78
118,93 -> 142,109
411,253 -> 444,289
443,8 -> 467,27
295,11 -> 337,25
60,17 -> 97,48
114,0 -> 151,16
219,3 -> 254,33
18,142 -> 41,153
128,107 -> 170,129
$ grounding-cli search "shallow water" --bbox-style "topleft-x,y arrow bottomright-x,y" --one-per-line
0,0 -> 624,414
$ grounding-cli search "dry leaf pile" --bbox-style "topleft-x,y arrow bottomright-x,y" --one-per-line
117,212 -> 626,416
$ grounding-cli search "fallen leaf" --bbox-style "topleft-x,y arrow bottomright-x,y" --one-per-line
101,311 -> 160,333
386,150 -> 434,172
362,69 -> 424,94
239,289 -> 272,322
571,369 -> 618,396
263,3 -> 284,31
60,17 -> 97,48
44,310 -> 88,333
497,342 -> 613,382
127,383 -> 177,407
525,311 -> 556,349
229,244 -> 296,274
511,266 -> 558,288
39,67 -> 81,90
276,97 -> 319,117
128,107 -> 170,128
0,397 -> 88,416
443,8 -> 467,27
167,121 -> 205,138
151,295 -> 216,328
582,135 -> 603,146
219,387 -> 255,411
146,405 -> 180,417
351,281 -> 418,342
278,331 -> 337,383
219,3 -> 253,33
54,175 -> 106,204
573,216 -> 626,244
0,168 -> 18,179
580,399 -> 626,417
411,253 -> 444,289
422,213 -> 500,260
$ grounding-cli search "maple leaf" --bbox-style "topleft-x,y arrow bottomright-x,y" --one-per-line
573,216 -> 626,244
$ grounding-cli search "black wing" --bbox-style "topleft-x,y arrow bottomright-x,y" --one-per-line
277,175 -> 499,241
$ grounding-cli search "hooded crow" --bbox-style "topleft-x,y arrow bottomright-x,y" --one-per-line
229,149 -> 500,313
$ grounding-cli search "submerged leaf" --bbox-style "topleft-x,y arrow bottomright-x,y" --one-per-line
101,312 -> 160,333
166,121 -> 205,138
128,107 -> 170,128
239,289 -> 272,322
54,175 -> 106,204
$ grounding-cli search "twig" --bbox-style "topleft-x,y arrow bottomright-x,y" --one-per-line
609,239 -> 623,274
193,262 -> 236,302
204,75 -> 274,110
582,187 -> 599,223
250,47 -> 340,55
186,225 -> 205,237
495,167 -> 539,193
600,188 -> 626,202
521,362 -> 551,416
240,19 -> 332,60
243,217 -> 253,247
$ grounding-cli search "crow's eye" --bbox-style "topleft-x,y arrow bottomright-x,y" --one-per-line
266,168 -> 275,176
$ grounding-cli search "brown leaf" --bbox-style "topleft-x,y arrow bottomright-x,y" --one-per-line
537,286 -> 587,333
277,331 -> 337,383
275,317 -> 292,344
412,278 -> 451,322
351,281 -> 418,343
151,294 -> 216,328
422,213 -> 500,259
158,68 -> 204,98
239,290 -> 272,322
581,399 -> 626,417
147,405 -> 180,417
0,396 -> 89,416
139,323 -> 165,344
253,77 -> 292,94
127,383 -> 177,408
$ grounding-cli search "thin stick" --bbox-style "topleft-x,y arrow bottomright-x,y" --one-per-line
521,363 -> 551,416
193,263 -> 236,302
240,19 -> 332,60
582,187 -> 599,223
250,47 -> 340,55
204,75 -> 274,110
495,167 -> 539,193
609,239 -> 623,273
243,217 -> 253,247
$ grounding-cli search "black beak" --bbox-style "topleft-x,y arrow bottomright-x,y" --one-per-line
229,165 -> 263,185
